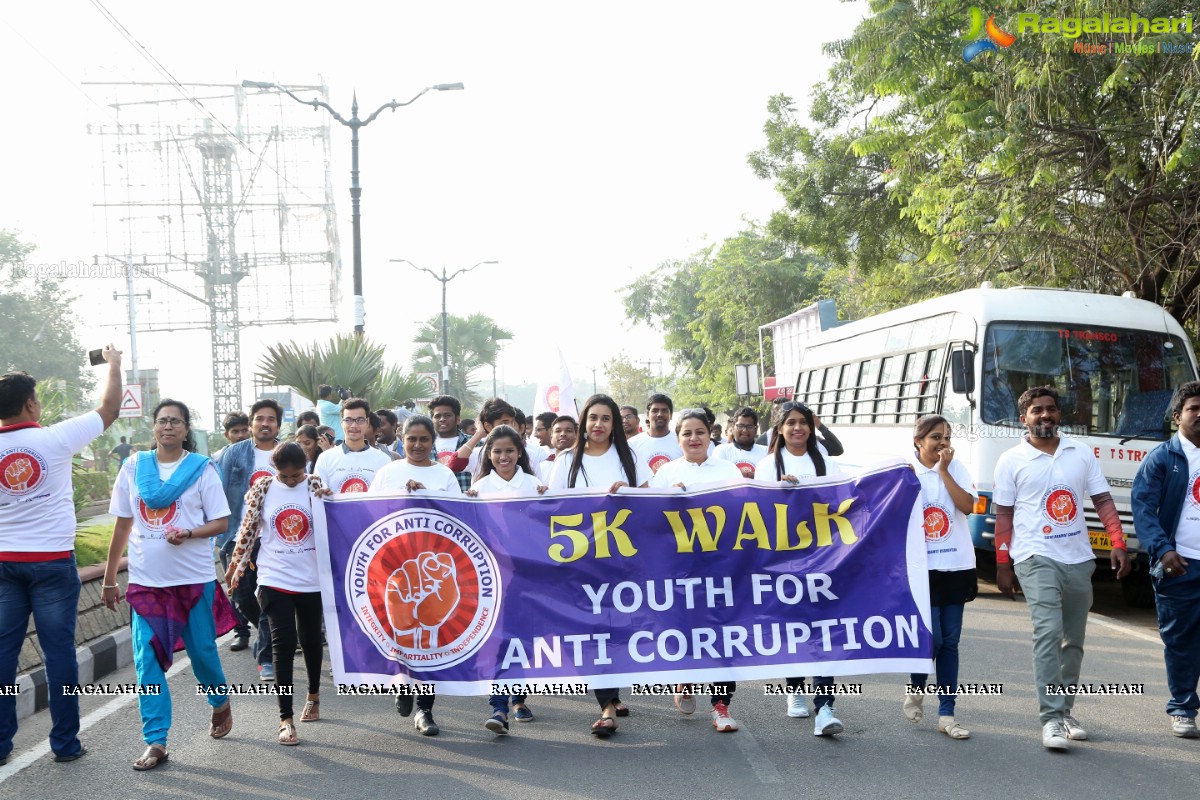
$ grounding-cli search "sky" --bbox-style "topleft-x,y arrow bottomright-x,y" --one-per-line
0,0 -> 867,426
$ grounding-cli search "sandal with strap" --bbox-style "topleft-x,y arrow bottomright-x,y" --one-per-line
209,700 -> 233,739
612,701 -> 630,717
279,720 -> 299,746
132,743 -> 168,771
590,716 -> 617,737
939,716 -> 970,740
300,699 -> 320,722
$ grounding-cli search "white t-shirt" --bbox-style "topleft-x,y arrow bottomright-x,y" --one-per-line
255,478 -> 321,593
434,436 -> 463,470
629,433 -> 683,476
316,444 -> 393,494
992,435 -> 1109,565
472,469 -> 543,498
0,412 -> 103,553
909,455 -> 978,572
713,442 -> 769,479
537,456 -> 559,484
548,447 -> 651,490
110,455 -> 231,587
369,460 -> 462,494
1172,433 -> 1200,559
754,449 -> 844,481
649,456 -> 744,490
249,446 -> 276,486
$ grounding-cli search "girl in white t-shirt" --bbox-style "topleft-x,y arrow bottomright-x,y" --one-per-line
904,414 -> 978,741
226,442 -> 330,746
650,409 -> 745,733
547,394 -> 647,737
753,401 -> 846,737
102,399 -> 237,771
370,415 -> 461,495
464,425 -> 547,734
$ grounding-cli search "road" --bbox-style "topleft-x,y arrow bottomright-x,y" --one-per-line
2,575 -> 1191,800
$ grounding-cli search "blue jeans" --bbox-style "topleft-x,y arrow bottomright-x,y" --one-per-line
910,602 -> 966,716
0,556 -> 83,760
1153,561 -> 1200,718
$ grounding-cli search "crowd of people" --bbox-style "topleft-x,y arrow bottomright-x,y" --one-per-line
2,353 -> 1199,771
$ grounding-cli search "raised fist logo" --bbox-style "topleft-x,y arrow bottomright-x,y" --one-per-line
1044,488 -> 1077,524
923,506 -> 950,542
281,513 -> 304,543
4,457 -> 33,492
385,552 -> 461,650
144,504 -> 171,526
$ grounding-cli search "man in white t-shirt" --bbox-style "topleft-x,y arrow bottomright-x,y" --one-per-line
315,398 -> 393,494
538,416 -> 578,484
0,347 -> 122,764
628,394 -> 682,476
993,386 -> 1130,751
713,406 -> 768,478
428,395 -> 473,492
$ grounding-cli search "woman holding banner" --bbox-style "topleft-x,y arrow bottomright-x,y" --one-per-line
465,424 -> 548,733
650,409 -> 744,732
548,394 -> 650,737
754,401 -> 848,737
102,399 -> 238,770
226,442 -> 330,746
904,414 -> 977,740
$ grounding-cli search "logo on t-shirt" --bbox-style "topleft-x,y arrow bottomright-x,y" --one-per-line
735,460 -> 756,478
647,453 -> 671,474
1040,485 -> 1079,527
922,503 -> 953,542
271,503 -> 313,546
340,473 -> 371,493
250,469 -> 275,486
137,497 -> 180,530
1188,469 -> 1200,508
0,448 -> 48,496
436,450 -> 456,468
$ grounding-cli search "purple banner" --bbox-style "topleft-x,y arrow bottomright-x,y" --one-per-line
316,463 -> 931,694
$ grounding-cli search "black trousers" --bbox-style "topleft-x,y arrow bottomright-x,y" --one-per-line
258,586 -> 324,721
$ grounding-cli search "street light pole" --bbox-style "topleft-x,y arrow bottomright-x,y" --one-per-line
242,80 -> 464,336
392,258 -> 498,395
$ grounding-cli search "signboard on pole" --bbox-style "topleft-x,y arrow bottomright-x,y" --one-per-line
119,384 -> 143,418
416,372 -> 440,401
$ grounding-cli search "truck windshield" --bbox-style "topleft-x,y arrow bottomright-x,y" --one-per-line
980,322 -> 1195,438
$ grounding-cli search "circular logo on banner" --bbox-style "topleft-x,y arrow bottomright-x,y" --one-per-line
345,509 -> 501,669
250,469 -> 274,486
339,474 -> 371,493
922,503 -> 953,542
272,504 -> 313,546
1189,470 -> 1200,508
0,448 -> 47,496
137,497 -> 179,530
1040,485 -> 1079,526
735,460 -> 756,478
648,453 -> 671,474
545,384 -> 561,412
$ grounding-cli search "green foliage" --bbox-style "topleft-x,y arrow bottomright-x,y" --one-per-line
72,471 -> 112,513
603,353 -> 676,409
411,313 -> 514,411
750,0 -> 1200,324
74,522 -> 115,568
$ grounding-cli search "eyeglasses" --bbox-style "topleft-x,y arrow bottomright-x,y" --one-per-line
620,414 -> 638,421
733,423 -> 756,431
342,416 -> 368,426
155,417 -> 185,427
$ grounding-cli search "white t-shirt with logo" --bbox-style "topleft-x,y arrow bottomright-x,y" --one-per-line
629,432 -> 683,476
110,455 -> 231,587
249,446 -> 276,487
992,435 -> 1108,565
1172,433 -> 1200,559
713,442 -> 769,479
909,455 -> 978,572
754,450 -> 844,481
649,457 -> 744,490
316,444 -> 393,494
0,412 -> 103,553
548,448 -> 651,490
255,478 -> 320,593
434,436 -> 463,470
472,469 -> 543,498
369,460 -> 462,494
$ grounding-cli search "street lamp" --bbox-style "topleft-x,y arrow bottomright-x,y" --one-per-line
392,258 -> 498,395
241,79 -> 464,336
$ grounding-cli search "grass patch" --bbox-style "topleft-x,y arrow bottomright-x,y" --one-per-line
75,523 -> 115,568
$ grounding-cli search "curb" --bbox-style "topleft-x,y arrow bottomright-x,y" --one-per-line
14,626 -> 133,722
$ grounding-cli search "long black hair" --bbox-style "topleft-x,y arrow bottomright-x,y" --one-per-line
567,394 -> 638,488
477,424 -> 535,480
151,398 -> 197,452
768,401 -> 825,479
295,423 -> 320,472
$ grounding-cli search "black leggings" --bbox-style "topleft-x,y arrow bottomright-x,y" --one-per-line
258,586 -> 324,721
594,687 -> 622,711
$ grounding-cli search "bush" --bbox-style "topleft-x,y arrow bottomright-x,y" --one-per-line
73,471 -> 112,512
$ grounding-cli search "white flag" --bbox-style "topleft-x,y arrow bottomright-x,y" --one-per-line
533,348 -> 577,420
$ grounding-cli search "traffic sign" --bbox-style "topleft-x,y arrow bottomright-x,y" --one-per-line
119,384 -> 143,418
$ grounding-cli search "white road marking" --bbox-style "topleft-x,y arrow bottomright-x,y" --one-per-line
1088,612 -> 1163,645
732,724 -> 784,784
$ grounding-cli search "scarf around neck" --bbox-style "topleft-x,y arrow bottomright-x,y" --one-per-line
135,450 -> 210,508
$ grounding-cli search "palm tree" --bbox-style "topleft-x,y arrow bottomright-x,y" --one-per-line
258,334 -> 426,409
412,313 -> 513,410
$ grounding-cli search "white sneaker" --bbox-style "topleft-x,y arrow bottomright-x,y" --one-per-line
711,702 -> 738,732
1062,715 -> 1088,741
786,691 -> 809,718
1171,715 -> 1199,738
1042,720 -> 1069,750
673,685 -> 696,716
813,705 -> 843,736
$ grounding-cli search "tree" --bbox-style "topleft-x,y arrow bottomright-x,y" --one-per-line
257,334 -> 428,410
411,313 -> 513,411
0,231 -> 94,405
749,0 -> 1200,324
602,353 -> 675,409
